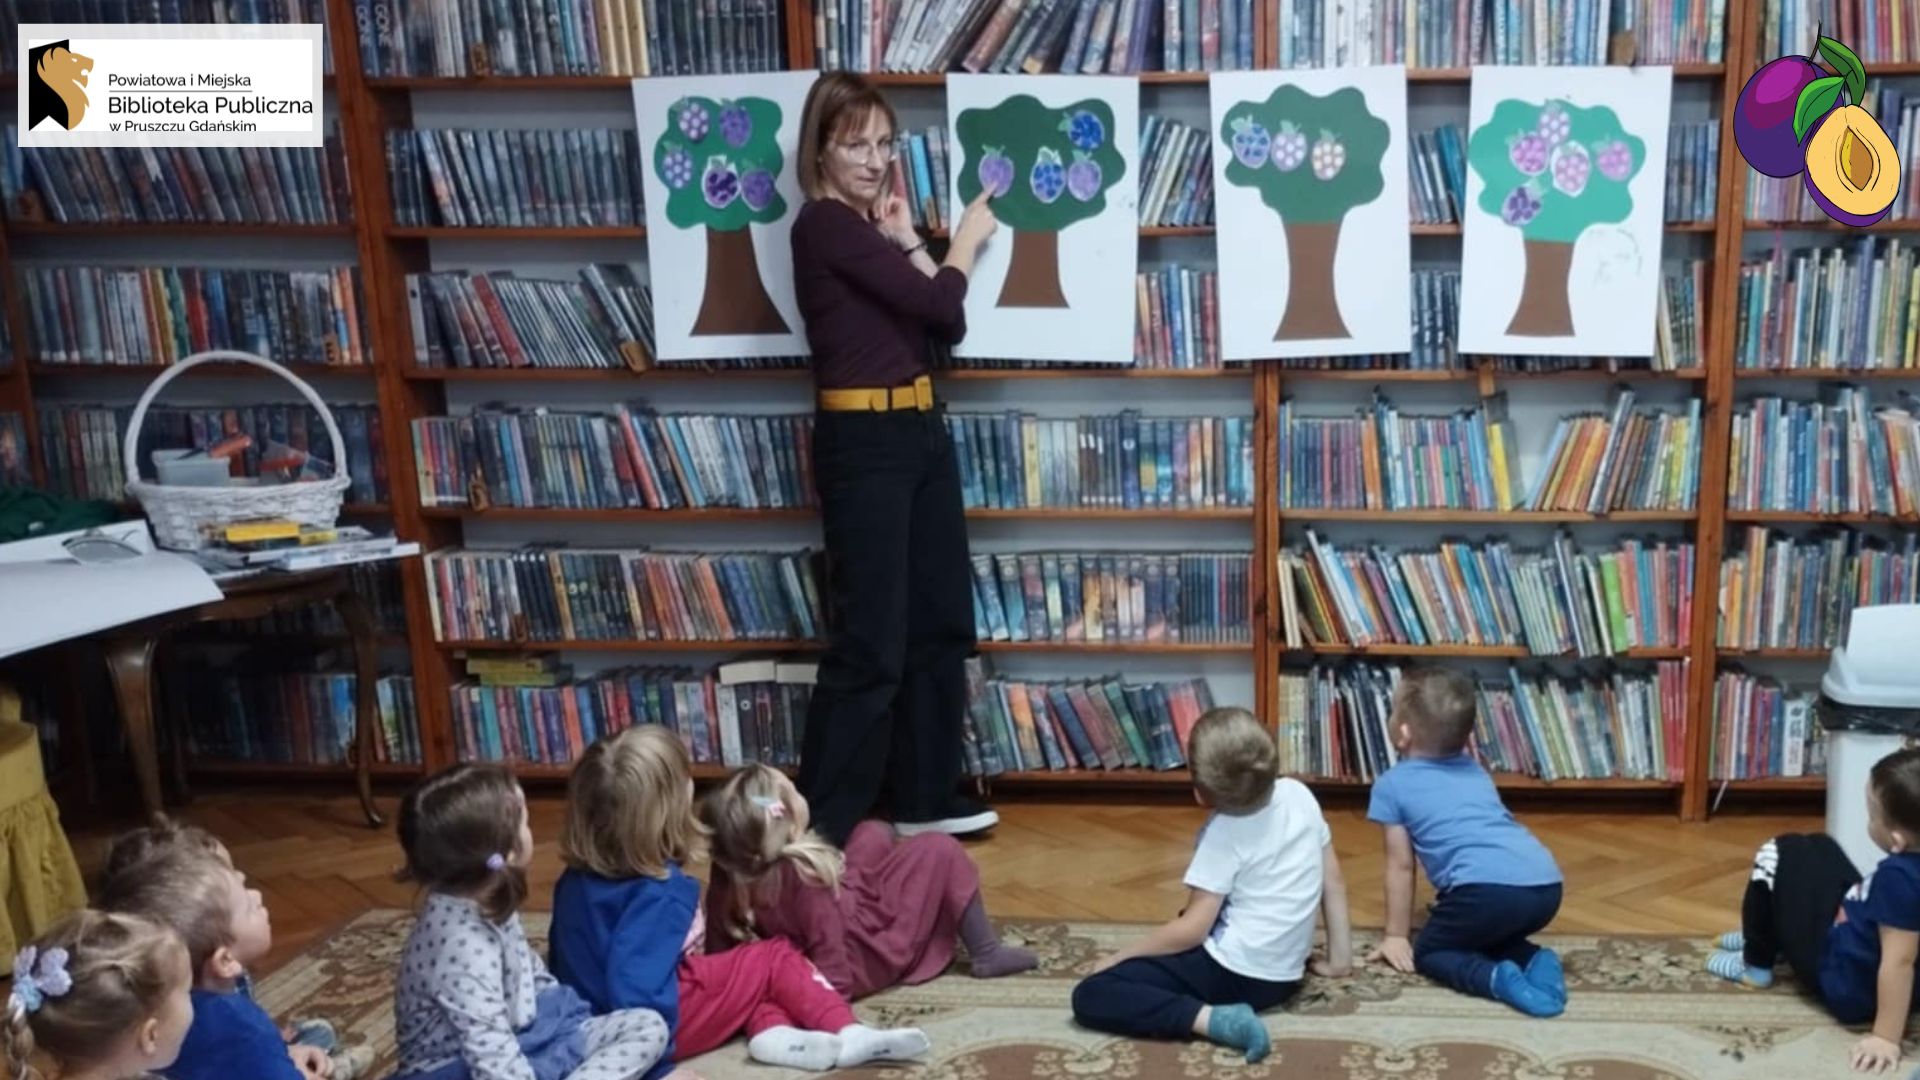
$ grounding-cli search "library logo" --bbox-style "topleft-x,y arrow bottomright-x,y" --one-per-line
26,40 -> 92,131
18,23 -> 322,148
1735,33 -> 1900,226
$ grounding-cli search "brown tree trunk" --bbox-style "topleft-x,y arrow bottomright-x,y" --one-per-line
1274,220 -> 1350,340
996,229 -> 1068,308
693,226 -> 790,335
1505,238 -> 1576,337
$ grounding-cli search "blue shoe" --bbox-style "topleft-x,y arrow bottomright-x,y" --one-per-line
291,1019 -> 338,1052
1715,930 -> 1744,952
1705,949 -> 1773,988
1491,960 -> 1564,1017
1205,1003 -> 1273,1064
1523,948 -> 1567,1008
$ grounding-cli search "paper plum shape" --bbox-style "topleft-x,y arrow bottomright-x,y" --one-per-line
1734,56 -> 1827,177
1803,105 -> 1900,226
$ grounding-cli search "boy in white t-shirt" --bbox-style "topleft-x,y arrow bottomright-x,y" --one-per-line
1071,707 -> 1352,1063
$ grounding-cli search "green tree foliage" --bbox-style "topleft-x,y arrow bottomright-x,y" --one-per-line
956,94 -> 1125,232
654,95 -> 787,232
1219,85 -> 1389,224
1469,98 -> 1644,245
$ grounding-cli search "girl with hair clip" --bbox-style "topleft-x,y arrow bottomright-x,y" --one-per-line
4,909 -> 194,1080
391,764 -> 671,1080
547,726 -> 928,1076
702,764 -> 1035,1000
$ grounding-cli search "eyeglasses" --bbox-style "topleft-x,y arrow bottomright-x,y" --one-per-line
61,528 -> 144,565
833,138 -> 898,165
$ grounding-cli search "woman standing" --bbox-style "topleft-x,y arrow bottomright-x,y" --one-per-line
790,72 -> 1001,846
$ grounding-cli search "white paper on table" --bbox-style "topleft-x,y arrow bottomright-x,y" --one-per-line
0,520 -> 153,564
0,548 -> 221,659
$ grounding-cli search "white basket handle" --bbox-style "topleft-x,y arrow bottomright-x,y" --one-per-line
122,350 -> 349,490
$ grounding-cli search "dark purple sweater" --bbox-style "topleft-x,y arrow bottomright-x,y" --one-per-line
790,197 -> 968,389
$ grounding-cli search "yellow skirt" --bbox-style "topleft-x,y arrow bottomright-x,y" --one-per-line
0,694 -> 88,956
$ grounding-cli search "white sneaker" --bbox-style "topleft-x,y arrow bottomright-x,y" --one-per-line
894,808 -> 1000,837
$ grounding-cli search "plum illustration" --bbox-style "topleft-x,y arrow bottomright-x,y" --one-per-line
1501,184 -> 1542,225
1595,140 -> 1636,182
1064,110 -> 1105,151
1310,130 -> 1346,180
1802,104 -> 1901,226
1066,151 -> 1102,201
1537,103 -> 1572,147
660,143 -> 694,190
977,146 -> 1013,197
1272,121 -> 1307,171
1031,147 -> 1066,203
676,99 -> 710,142
1509,132 -> 1550,176
1230,115 -> 1270,168
1735,55 -> 1827,177
1551,142 -> 1591,196
702,156 -> 738,208
739,167 -> 776,211
719,102 -> 752,148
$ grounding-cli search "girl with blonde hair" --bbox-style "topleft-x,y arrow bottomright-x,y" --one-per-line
547,726 -> 928,1074
4,910 -> 194,1080
702,764 -> 1034,1000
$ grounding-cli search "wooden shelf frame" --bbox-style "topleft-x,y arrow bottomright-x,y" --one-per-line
0,1 -> 1803,815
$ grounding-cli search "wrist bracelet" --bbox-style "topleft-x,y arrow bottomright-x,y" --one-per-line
901,240 -> 928,257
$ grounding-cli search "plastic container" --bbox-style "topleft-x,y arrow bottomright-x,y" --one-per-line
1819,604 -> 1920,875
151,450 -> 234,488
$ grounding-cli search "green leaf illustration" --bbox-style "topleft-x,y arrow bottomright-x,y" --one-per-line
1793,75 -> 1847,144
1816,35 -> 1867,106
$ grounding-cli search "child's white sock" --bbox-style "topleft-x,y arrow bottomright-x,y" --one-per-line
746,1026 -> 842,1071
835,1023 -> 930,1067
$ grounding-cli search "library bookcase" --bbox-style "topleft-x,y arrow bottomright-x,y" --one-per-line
0,0 -> 1899,821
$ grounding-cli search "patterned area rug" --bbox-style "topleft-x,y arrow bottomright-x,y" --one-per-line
256,910 -> 1884,1079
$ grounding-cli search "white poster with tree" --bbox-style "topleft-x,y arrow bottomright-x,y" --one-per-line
1460,66 -> 1672,357
1209,67 -> 1410,360
947,74 -> 1140,364
634,71 -> 818,360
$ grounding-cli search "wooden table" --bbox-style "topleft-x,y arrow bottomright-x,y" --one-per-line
102,567 -> 385,827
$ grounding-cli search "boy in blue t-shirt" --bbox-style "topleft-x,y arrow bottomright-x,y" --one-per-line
1708,746 -> 1920,1075
1365,667 -> 1567,1017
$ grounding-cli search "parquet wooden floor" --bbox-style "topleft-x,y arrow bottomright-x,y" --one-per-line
65,789 -> 1824,974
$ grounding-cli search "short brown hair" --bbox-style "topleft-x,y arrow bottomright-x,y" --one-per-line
561,726 -> 706,881
797,71 -> 898,199
3,910 -> 189,1080
1189,707 -> 1277,814
1395,667 -> 1479,755
96,844 -> 234,978
1873,746 -> 1920,839
398,764 -> 529,924
100,816 -> 231,887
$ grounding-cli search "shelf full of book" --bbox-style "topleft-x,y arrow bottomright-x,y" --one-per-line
0,0 -> 1859,818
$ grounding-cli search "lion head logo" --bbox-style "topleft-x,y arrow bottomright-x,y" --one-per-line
28,41 -> 93,131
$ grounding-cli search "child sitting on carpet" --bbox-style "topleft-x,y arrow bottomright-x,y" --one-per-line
548,727 -> 928,1075
3,910 -> 194,1080
1707,746 -> 1920,1074
1364,667 -> 1567,1017
100,828 -> 352,1080
390,764 -> 670,1080
700,763 -> 1036,1000
1071,706 -> 1352,1064
99,818 -> 371,1079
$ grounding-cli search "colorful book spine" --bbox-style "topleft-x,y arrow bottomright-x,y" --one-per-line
407,266 -> 652,370
1137,115 -> 1214,228
353,0 -> 778,77
1524,390 -> 1702,513
1720,527 -> 1920,651
169,666 -> 421,767
832,0 -> 1256,73
1736,239 -> 1920,371
1712,668 -> 1825,781
1726,389 -> 1920,515
947,411 -> 1254,509
961,654 -> 1210,773
1276,390 -> 1517,510
970,551 -> 1250,643
388,128 -> 645,229
1276,659 -> 1689,783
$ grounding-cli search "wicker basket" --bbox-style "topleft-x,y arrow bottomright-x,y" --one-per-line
123,350 -> 351,551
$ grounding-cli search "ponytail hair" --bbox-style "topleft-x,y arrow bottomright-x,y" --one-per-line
700,765 -> 845,942
398,764 -> 530,924
4,910 -> 189,1080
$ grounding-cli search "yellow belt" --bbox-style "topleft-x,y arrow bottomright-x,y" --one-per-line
817,374 -> 934,413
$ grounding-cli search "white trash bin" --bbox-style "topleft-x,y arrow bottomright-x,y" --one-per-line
1818,605 -> 1920,876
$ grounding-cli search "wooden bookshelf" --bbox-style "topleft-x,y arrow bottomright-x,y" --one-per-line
1717,647 -> 1834,661
27,362 -> 375,380
1287,643 -> 1689,661
386,225 -> 647,240
1732,367 -> 1920,379
1720,776 -> 1827,793
7,221 -> 357,238
0,0 -> 1798,817
1277,508 -> 1697,524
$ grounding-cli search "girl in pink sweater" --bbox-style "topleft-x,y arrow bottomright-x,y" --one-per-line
701,765 -> 1036,999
